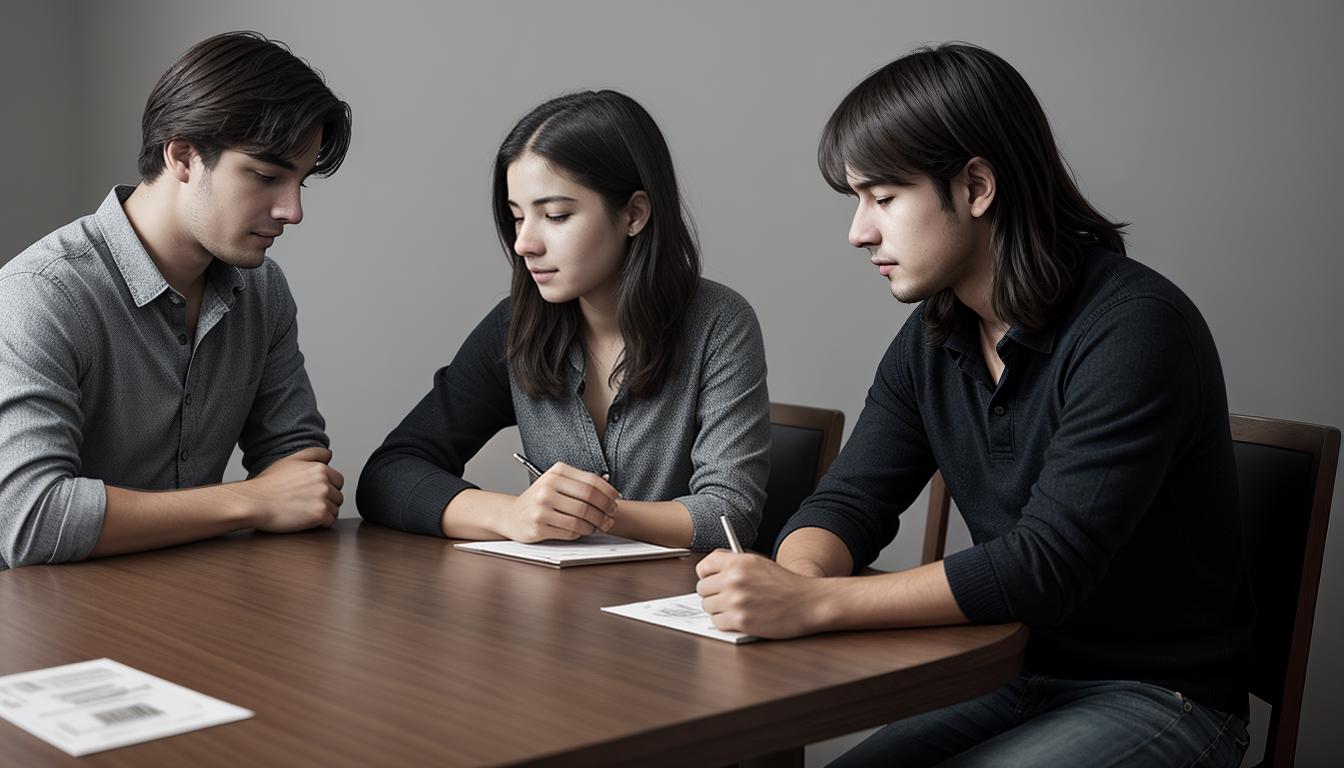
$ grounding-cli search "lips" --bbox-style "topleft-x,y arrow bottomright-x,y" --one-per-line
529,268 -> 558,284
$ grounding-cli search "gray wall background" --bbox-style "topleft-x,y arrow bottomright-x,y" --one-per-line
3,1 -> 1340,764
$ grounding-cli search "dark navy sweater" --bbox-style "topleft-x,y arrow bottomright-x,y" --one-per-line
778,248 -> 1253,717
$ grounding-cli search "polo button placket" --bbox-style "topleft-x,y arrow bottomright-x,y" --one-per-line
987,397 -> 1014,457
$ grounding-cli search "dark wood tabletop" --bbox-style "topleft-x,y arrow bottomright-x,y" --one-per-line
0,519 -> 1027,766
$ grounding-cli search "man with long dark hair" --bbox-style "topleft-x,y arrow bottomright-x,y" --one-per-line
0,32 -> 353,569
697,43 -> 1252,765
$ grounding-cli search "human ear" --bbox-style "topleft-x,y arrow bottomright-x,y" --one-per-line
163,139 -> 198,184
624,191 -> 651,237
962,157 -> 996,219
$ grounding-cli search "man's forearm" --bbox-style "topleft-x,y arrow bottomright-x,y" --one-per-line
811,560 -> 969,632
776,526 -> 855,577
777,527 -> 969,633
90,445 -> 339,558
91,483 -> 257,558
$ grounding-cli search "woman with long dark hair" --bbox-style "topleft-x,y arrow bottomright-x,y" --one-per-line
357,90 -> 769,551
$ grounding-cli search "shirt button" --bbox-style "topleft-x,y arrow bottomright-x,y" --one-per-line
179,450 -> 189,462
993,405 -> 1006,416
184,393 -> 192,405
609,413 -> 620,424
177,333 -> 188,345
169,294 -> 182,306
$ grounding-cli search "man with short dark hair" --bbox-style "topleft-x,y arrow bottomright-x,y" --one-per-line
0,32 -> 353,569
696,43 -> 1253,766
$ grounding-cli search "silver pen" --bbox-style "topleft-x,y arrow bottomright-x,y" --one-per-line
719,515 -> 744,554
515,452 -> 612,484
512,452 -> 543,482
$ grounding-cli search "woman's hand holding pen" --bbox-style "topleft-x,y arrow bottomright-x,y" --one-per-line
495,462 -> 619,543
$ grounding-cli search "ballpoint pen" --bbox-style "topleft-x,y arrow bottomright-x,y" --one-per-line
512,452 -> 543,481
719,515 -> 744,554
513,452 -> 612,483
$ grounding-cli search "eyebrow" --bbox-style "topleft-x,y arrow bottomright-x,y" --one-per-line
248,153 -> 321,181
250,153 -> 296,171
850,174 -> 917,193
507,195 -> 579,208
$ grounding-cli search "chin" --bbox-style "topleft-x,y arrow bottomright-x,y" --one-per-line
888,280 -> 928,305
534,285 -> 577,304
218,251 -> 267,269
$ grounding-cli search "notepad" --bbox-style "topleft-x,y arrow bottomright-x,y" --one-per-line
452,533 -> 689,568
602,593 -> 758,644
0,658 -> 253,757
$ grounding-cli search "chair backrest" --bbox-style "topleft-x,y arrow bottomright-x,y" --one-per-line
1230,415 -> 1338,768
921,471 -> 952,566
919,414 -> 1340,768
751,403 -> 844,554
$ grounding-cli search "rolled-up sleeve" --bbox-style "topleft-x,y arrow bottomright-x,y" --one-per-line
0,272 -> 106,569
677,305 -> 771,551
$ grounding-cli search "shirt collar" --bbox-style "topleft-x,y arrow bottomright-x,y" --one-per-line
939,302 -> 980,357
94,185 -> 247,308
566,338 -> 586,376
206,256 -> 247,308
1003,322 -> 1057,354
938,300 -> 1058,356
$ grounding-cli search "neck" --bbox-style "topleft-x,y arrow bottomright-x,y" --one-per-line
951,238 -> 1009,344
121,181 -> 212,298
578,280 -> 622,346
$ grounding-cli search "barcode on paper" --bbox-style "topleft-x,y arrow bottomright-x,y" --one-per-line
93,704 -> 163,725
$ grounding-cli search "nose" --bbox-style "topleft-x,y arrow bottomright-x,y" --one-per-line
848,204 -> 878,250
514,217 -> 544,258
273,185 -> 304,226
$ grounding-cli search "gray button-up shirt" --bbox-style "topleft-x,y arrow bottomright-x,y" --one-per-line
358,279 -> 770,551
0,186 -> 327,569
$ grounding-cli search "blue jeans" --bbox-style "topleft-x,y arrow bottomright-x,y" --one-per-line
829,674 -> 1249,767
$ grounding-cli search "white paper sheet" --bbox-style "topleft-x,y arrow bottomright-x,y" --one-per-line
602,593 -> 758,644
0,658 -> 253,757
454,533 -> 689,567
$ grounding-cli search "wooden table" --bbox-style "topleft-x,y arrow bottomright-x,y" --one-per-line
0,520 -> 1026,766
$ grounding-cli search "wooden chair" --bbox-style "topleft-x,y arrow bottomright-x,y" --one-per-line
921,470 -> 953,565
919,414 -> 1340,767
750,402 -> 844,554
1231,415 -> 1338,767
